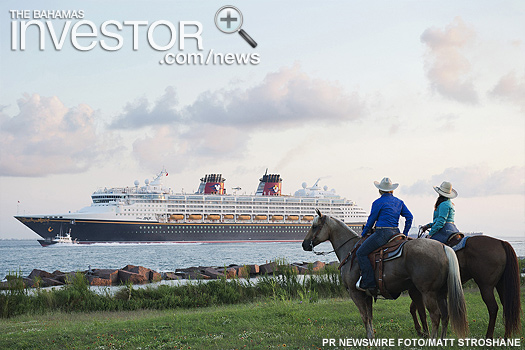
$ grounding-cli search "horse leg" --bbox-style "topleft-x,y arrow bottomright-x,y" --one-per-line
437,295 -> 449,338
350,291 -> 374,339
477,283 -> 498,339
409,288 -> 429,338
366,294 -> 374,338
409,301 -> 423,337
495,281 -> 506,338
475,282 -> 499,339
422,292 -> 441,338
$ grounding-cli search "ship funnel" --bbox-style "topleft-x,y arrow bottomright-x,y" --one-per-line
255,172 -> 282,196
196,174 -> 226,194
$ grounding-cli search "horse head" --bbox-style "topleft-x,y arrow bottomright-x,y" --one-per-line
302,209 -> 330,251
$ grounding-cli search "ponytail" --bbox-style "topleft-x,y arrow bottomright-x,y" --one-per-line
434,195 -> 449,210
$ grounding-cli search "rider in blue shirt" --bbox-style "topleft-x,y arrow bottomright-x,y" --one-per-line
421,181 -> 459,244
356,177 -> 413,296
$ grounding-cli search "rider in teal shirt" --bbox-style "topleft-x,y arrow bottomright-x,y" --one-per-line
421,181 -> 459,244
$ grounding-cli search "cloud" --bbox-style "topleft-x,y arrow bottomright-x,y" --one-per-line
109,86 -> 183,129
2,65 -> 365,177
402,165 -> 525,197
435,113 -> 460,132
124,64 -> 366,172
111,64 -> 366,132
187,64 -> 365,128
132,125 -> 249,171
420,17 -> 478,104
0,94 -> 116,177
489,70 -> 525,111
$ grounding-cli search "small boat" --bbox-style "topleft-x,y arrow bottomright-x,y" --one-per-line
38,229 -> 78,247
254,215 -> 267,220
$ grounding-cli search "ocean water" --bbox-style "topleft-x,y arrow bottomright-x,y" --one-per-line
1,238 -> 523,280
0,240 -> 337,279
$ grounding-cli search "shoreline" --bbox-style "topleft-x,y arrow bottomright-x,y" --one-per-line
1,260 -> 334,289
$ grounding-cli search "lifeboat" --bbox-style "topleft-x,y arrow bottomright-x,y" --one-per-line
206,214 -> 221,220
188,214 -> 203,220
237,215 -> 251,220
223,214 -> 234,220
271,215 -> 284,221
302,215 -> 314,221
170,214 -> 184,221
254,215 -> 267,220
286,215 -> 299,221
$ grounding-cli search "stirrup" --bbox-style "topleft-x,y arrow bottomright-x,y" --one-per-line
356,276 -> 366,292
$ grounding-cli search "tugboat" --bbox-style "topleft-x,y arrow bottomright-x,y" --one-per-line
37,228 -> 78,247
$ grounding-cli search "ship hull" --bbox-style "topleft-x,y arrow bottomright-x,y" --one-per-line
16,216 -> 364,243
37,240 -> 57,247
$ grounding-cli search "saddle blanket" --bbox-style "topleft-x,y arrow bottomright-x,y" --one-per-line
451,236 -> 470,252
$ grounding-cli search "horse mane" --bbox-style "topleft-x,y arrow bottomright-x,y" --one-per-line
324,214 -> 359,237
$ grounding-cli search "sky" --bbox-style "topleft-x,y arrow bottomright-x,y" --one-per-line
0,1 -> 524,239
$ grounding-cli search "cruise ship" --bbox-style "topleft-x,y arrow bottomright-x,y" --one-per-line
15,170 -> 368,243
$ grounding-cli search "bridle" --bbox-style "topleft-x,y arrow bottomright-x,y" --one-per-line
309,214 -> 330,255
309,214 -> 357,256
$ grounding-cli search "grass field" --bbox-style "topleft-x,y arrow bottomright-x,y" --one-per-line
1,287 -> 523,350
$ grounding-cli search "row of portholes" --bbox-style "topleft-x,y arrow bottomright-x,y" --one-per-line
133,226 -> 306,233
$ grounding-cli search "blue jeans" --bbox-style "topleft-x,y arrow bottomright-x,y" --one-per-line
356,228 -> 399,288
430,223 -> 459,244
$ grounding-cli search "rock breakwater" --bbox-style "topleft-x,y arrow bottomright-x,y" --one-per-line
1,261 -> 336,288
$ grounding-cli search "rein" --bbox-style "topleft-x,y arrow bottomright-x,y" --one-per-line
313,236 -> 356,255
417,225 -> 426,239
309,215 -> 359,256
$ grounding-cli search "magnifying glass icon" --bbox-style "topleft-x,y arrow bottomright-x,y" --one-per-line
215,6 -> 257,48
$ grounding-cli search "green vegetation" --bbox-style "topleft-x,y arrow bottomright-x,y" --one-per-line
1,261 -> 346,319
1,290 -> 524,349
0,259 -> 523,349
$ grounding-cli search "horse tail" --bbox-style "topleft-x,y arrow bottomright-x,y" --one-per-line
444,245 -> 469,338
500,240 -> 522,337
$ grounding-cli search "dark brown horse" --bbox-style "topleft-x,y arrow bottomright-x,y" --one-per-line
410,235 -> 521,338
302,211 -> 468,339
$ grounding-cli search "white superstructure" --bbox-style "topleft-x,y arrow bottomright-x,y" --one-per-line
82,170 -> 368,224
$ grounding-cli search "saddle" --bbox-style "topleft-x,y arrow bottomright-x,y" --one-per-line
340,232 -> 410,299
445,232 -> 464,247
445,232 -> 470,252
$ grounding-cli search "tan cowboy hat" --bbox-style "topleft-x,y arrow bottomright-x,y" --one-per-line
374,177 -> 399,191
433,181 -> 457,198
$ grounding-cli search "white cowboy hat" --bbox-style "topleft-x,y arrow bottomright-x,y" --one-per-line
374,177 -> 399,191
433,181 -> 457,199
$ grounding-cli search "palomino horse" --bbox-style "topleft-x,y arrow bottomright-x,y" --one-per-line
302,211 -> 468,339
409,235 -> 521,338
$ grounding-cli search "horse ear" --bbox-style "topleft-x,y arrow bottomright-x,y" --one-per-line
316,208 -> 322,217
